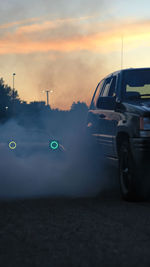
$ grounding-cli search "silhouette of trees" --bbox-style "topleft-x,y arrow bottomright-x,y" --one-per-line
0,78 -> 89,136
71,101 -> 88,113
0,78 -> 19,105
0,78 -> 20,120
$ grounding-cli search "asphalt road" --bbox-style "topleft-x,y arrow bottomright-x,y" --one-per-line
1,195 -> 150,267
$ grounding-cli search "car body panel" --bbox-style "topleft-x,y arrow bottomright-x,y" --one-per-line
87,67 -> 150,161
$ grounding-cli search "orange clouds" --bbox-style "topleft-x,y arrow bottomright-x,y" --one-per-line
0,17 -> 40,30
0,17 -> 150,55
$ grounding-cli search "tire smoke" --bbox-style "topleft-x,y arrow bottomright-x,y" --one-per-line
0,114 -> 117,199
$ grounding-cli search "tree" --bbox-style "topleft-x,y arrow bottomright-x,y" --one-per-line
0,78 -> 20,119
70,101 -> 88,113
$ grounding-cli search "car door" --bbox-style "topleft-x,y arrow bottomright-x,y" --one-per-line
97,75 -> 119,157
87,77 -> 113,154
87,79 -> 105,141
96,76 -> 117,156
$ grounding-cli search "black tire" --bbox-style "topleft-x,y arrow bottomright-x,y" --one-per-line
119,140 -> 139,201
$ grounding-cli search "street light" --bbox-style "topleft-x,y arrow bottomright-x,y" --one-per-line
42,89 -> 53,106
13,73 -> 16,97
12,73 -> 16,113
46,90 -> 49,106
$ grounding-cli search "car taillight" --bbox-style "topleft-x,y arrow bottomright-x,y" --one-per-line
140,117 -> 150,130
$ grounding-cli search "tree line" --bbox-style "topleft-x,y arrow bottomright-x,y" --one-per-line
0,78 -> 89,135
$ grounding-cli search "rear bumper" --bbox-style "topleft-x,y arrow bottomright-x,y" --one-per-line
130,137 -> 150,163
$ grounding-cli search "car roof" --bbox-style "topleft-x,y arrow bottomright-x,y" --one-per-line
103,67 -> 150,79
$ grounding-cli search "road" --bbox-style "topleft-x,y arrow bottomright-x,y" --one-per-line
0,195 -> 150,267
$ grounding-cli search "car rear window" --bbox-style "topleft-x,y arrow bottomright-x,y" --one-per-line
122,69 -> 150,100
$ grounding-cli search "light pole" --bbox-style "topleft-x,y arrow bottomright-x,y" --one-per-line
46,90 -> 49,106
12,73 -> 16,113
42,90 -> 53,106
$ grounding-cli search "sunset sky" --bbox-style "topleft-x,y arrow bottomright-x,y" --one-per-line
1,0 -> 150,109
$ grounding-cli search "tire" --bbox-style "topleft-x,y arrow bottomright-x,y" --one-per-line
119,140 -> 139,201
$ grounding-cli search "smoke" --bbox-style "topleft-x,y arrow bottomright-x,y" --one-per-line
35,51 -> 108,109
0,111 -> 117,199
0,0 -> 112,109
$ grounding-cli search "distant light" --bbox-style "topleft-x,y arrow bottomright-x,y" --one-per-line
9,141 -> 17,150
5,106 -> 8,110
50,140 -> 59,150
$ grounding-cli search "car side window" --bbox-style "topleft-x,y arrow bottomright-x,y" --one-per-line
108,76 -> 116,96
101,76 -> 117,97
92,80 -> 104,107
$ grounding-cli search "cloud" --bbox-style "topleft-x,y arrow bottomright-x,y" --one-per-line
0,0 -> 106,25
1,0 -> 150,111
0,17 -> 150,55
0,17 -> 41,30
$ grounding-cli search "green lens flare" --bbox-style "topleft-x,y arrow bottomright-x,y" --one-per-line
9,141 -> 17,150
50,141 -> 59,150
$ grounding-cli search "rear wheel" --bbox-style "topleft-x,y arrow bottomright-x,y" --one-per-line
119,140 -> 139,201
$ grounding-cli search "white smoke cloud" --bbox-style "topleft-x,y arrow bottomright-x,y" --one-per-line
0,118 -> 114,199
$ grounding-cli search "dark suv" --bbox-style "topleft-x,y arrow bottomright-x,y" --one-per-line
87,68 -> 150,200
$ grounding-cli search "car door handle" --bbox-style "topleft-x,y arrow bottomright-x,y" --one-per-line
99,114 -> 105,118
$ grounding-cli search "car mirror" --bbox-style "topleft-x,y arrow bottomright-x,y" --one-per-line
97,96 -> 116,110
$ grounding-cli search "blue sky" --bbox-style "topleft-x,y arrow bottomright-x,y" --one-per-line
1,0 -> 150,22
113,0 -> 150,19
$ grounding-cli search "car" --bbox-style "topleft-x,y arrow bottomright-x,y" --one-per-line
87,68 -> 150,201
